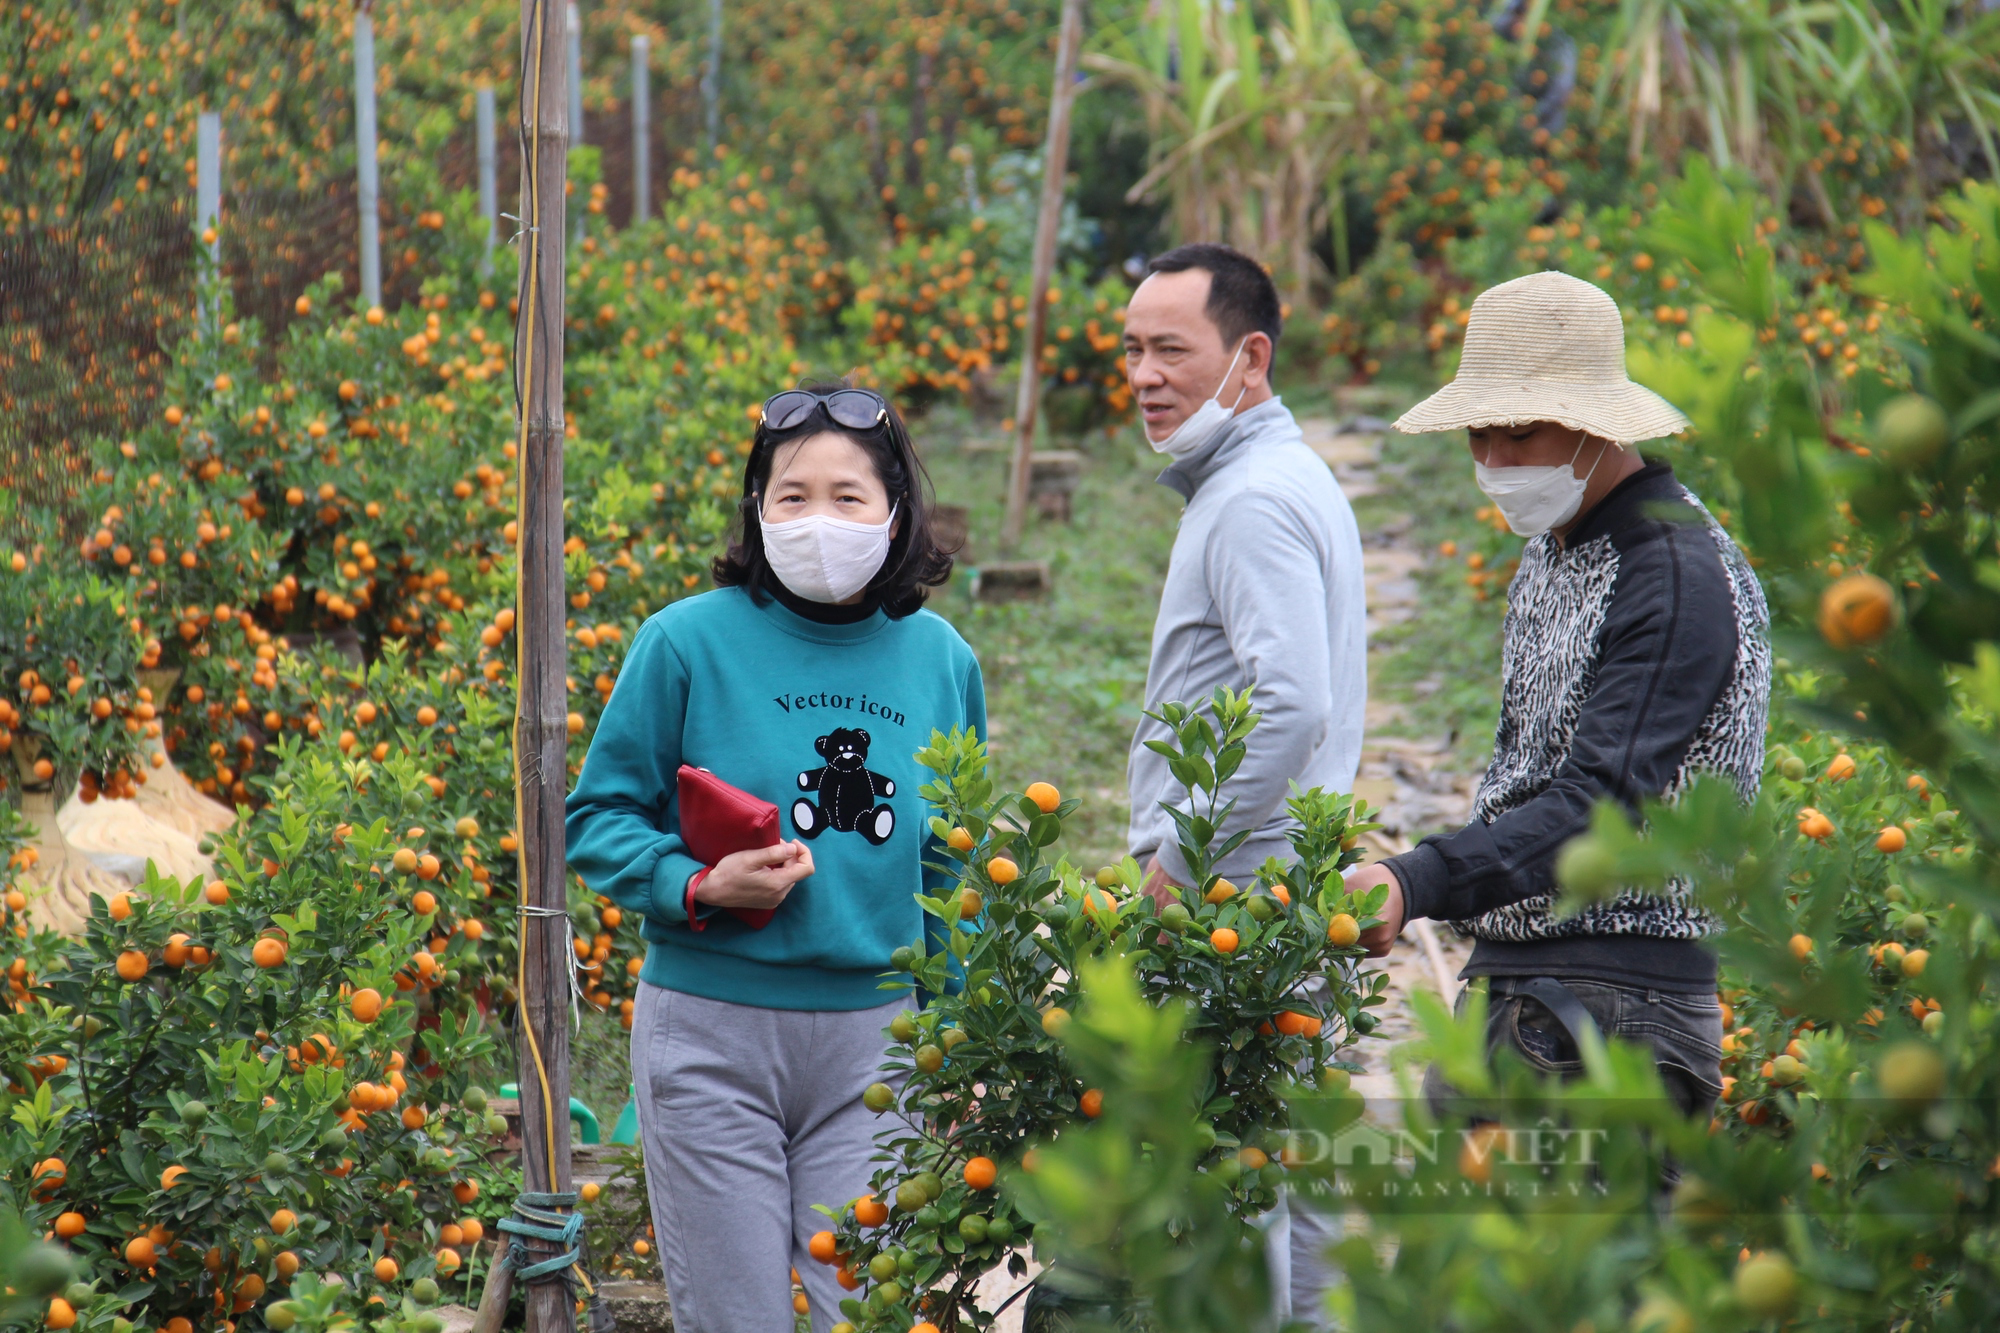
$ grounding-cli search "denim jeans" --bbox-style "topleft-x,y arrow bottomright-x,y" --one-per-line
1422,974 -> 1725,1121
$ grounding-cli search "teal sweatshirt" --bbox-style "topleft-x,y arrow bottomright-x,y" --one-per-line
563,586 -> 986,1011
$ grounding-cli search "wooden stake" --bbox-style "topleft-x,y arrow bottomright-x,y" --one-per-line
470,1254 -> 515,1333
513,2 -> 573,1332
1001,0 -> 1086,552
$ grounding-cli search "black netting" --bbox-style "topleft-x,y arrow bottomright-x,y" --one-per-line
0,198 -> 194,548
0,91 -> 707,550
0,174 -> 459,550
224,185 -> 364,355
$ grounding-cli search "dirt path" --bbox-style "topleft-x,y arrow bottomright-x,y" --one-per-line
1300,416 -> 1480,1098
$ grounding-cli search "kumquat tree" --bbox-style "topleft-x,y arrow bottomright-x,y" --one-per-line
806,691 -> 1383,1332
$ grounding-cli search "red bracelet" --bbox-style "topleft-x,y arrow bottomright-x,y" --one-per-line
685,866 -> 712,932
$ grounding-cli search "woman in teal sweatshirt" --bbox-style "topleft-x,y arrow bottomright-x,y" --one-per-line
565,384 -> 984,1333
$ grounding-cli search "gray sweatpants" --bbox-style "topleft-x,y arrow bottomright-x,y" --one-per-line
630,982 -> 910,1333
1271,1187 -> 1346,1327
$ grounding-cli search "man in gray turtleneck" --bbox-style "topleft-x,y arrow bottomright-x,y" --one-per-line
1121,242 -> 1367,1326
1124,243 -> 1368,902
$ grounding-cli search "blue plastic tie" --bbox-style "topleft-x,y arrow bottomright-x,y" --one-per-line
499,1190 -> 585,1282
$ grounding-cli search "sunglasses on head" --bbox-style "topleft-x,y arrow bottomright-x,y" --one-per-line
759,387 -> 891,433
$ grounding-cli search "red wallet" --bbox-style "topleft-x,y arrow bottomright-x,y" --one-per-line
677,764 -> 783,929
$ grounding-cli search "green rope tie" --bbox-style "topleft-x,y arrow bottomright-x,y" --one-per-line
498,1190 -> 585,1283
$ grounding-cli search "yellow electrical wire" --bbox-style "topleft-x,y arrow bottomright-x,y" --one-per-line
512,0 -> 552,1195
508,0 -> 591,1301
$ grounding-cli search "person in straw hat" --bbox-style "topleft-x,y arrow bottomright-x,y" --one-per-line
1347,270 -> 1771,1121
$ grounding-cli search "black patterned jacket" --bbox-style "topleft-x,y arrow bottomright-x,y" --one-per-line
1385,463 -> 1771,989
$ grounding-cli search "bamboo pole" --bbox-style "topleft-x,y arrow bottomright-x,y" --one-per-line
512,0 -> 574,1330
1001,0 -> 1085,551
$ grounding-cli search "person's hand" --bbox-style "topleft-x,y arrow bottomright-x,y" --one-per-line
1345,861 -> 1406,958
695,841 -> 815,910
1139,853 -> 1184,911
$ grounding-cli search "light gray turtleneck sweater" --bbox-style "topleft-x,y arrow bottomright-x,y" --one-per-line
1127,396 -> 1368,885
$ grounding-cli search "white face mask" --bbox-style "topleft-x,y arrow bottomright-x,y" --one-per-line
758,503 -> 897,604
1147,339 -> 1250,458
1473,434 -> 1613,538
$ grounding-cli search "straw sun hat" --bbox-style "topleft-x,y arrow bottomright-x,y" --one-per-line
1394,270 -> 1690,444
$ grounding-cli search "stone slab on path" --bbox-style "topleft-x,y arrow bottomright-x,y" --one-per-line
598,1281 -> 674,1333
1301,418 -> 1385,499
433,1304 -> 479,1333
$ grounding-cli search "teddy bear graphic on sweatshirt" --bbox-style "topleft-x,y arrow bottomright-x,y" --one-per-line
792,728 -> 896,845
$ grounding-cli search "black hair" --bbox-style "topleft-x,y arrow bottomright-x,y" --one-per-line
1146,242 -> 1284,350
711,380 -> 954,617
